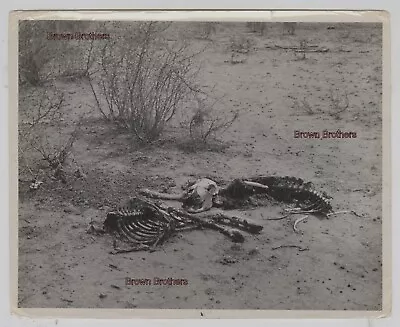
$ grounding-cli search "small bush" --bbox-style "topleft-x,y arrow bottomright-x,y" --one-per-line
227,35 -> 255,64
19,21 -> 104,85
229,35 -> 254,54
19,21 -> 55,86
196,22 -> 218,39
184,95 -> 239,145
282,22 -> 296,35
89,22 -> 203,144
18,86 -> 80,185
293,98 -> 314,115
329,88 -> 349,119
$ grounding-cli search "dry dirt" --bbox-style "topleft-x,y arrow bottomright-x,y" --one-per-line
17,23 -> 383,311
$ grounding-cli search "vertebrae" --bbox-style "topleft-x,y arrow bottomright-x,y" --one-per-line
248,176 -> 333,215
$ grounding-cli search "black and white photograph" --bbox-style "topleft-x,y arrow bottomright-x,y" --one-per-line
12,11 -> 389,315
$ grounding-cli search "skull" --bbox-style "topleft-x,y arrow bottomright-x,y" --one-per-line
182,178 -> 219,212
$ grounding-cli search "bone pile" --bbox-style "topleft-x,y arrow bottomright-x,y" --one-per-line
104,198 -> 262,254
140,176 -> 333,216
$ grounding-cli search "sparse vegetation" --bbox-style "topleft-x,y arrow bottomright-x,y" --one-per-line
227,35 -> 254,64
18,86 -> 81,186
17,21 -> 383,310
329,88 -> 350,119
189,95 -> 239,142
88,22 -> 204,144
18,21 -> 56,86
246,22 -> 266,35
293,97 -> 315,115
196,22 -> 218,39
282,22 -> 296,35
18,21 -> 98,85
229,35 -> 254,54
178,95 -> 239,152
293,39 -> 308,60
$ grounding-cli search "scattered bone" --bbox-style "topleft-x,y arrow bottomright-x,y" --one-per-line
293,215 -> 309,233
242,180 -> 269,191
29,180 -> 43,191
327,210 -> 362,217
61,298 -> 73,303
272,245 -> 309,251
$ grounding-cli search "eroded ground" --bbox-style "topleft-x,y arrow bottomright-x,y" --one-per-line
18,23 -> 383,310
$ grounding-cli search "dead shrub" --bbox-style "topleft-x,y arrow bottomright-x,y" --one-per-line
282,22 -> 296,35
246,22 -> 266,35
227,35 -> 255,64
18,86 -> 81,187
19,21 -> 104,85
88,22 -> 203,144
293,98 -> 314,115
18,21 -> 56,86
329,88 -> 350,119
56,40 -> 97,80
179,95 -> 239,151
229,35 -> 254,55
195,22 -> 218,39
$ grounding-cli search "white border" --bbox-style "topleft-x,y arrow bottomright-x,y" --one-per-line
8,10 -> 391,319
2,1 -> 399,327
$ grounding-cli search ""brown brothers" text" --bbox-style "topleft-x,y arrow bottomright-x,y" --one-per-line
47,32 -> 110,40
294,130 -> 357,139
125,277 -> 189,286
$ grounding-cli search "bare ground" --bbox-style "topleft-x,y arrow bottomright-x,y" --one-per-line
18,23 -> 383,310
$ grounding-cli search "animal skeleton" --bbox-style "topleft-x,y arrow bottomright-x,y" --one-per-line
103,175 -> 334,252
104,197 -> 263,254
140,176 -> 333,216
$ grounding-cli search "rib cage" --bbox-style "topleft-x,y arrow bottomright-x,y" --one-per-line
105,198 -> 195,247
104,198 -> 249,252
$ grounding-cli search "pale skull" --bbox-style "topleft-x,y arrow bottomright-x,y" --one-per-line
183,178 -> 219,213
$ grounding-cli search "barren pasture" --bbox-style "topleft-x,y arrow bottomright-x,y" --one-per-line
17,22 -> 383,311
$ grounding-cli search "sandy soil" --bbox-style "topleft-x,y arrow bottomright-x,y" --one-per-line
17,22 -> 383,311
